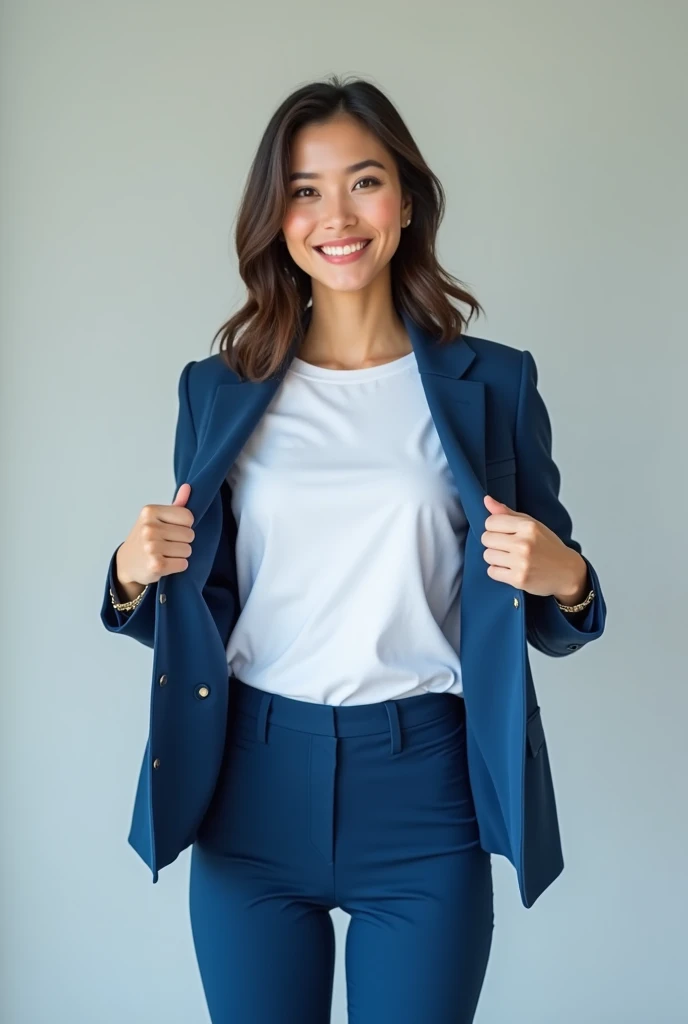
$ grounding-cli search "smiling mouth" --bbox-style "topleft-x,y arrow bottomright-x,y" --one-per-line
314,239 -> 373,261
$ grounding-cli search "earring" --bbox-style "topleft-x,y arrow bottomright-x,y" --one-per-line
404,218 -> 411,227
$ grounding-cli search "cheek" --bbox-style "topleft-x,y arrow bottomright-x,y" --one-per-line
368,194 -> 401,231
282,209 -> 315,242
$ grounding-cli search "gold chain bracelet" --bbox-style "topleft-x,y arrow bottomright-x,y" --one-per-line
107,582 -> 593,616
110,584 -> 150,613
555,588 -> 595,613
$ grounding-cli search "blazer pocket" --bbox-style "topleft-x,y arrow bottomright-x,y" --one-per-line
526,706 -> 546,758
485,455 -> 516,481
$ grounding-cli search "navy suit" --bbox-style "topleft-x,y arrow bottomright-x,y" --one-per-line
100,306 -> 606,909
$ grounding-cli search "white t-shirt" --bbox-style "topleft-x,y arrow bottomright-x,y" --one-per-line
224,349 -> 468,705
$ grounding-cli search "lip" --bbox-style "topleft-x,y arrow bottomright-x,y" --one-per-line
314,238 -> 372,264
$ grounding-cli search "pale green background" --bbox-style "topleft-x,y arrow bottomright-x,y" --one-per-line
1,1 -> 686,1021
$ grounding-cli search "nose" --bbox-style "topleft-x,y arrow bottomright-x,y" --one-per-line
320,195 -> 356,231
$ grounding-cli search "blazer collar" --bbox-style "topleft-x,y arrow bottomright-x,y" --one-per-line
184,305 -> 488,538
266,304 -> 477,384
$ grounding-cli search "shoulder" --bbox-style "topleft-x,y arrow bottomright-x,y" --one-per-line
460,333 -> 537,428
185,351 -> 241,387
462,332 -> 525,379
178,351 -> 241,415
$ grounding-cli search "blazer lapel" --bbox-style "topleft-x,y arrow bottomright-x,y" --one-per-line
406,315 -> 488,539
182,306 -> 489,541
183,377 -> 282,526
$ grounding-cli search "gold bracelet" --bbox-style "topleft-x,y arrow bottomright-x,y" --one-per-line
110,584 -> 150,613
555,588 -> 595,613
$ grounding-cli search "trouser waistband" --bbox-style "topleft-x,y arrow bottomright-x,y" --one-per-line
228,675 -> 464,755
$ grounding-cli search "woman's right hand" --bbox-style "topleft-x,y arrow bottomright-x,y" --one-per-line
115,482 -> 195,587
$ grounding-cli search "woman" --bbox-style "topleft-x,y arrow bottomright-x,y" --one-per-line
101,75 -> 606,1024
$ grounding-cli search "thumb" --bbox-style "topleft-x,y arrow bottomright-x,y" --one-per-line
173,482 -> 192,506
484,493 -> 511,512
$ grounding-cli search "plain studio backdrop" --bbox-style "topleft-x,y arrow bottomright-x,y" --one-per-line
1,1 -> 686,1022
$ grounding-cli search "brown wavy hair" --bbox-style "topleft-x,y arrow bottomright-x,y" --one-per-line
211,74 -> 485,383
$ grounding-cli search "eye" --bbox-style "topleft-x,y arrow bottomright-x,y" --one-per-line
353,176 -> 381,190
291,176 -> 382,199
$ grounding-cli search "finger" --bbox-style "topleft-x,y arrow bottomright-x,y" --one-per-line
484,513 -> 521,534
161,556 -> 190,576
160,540 -> 193,560
483,547 -> 516,569
148,542 -> 192,571
486,563 -> 512,582
173,482 -> 191,506
481,530 -> 514,552
156,503 -> 195,528
157,523 -> 195,544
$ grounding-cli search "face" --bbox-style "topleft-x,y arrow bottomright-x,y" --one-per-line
281,113 -> 412,294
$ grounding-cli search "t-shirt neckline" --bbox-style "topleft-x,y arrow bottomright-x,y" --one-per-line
289,350 -> 417,383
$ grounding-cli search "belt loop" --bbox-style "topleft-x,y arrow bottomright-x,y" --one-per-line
384,701 -> 402,755
256,692 -> 273,743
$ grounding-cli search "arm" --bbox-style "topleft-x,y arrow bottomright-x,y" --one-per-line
515,349 -> 607,658
99,359 -> 198,647
99,542 -> 158,647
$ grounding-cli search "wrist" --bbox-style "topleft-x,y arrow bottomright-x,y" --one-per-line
113,544 -> 147,601
553,552 -> 589,605
115,542 -> 135,586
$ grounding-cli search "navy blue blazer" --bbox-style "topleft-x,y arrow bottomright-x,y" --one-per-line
100,306 -> 607,908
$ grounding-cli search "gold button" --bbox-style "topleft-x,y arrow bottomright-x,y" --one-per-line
159,674 -> 167,686
153,758 -> 161,769
513,597 -> 520,608
197,685 -> 209,699
159,593 -> 166,604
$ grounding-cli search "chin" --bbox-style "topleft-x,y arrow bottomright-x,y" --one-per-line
317,277 -> 373,293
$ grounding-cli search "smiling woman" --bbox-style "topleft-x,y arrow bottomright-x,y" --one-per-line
102,71 -> 607,1024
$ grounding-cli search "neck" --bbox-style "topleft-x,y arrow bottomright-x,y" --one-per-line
298,288 -> 411,370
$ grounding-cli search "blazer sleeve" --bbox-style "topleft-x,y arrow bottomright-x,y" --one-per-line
99,359 -> 198,648
515,349 -> 607,658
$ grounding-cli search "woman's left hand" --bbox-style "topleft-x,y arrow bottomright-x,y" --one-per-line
481,494 -> 589,604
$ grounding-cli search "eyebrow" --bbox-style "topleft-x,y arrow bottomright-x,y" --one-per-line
289,159 -> 387,182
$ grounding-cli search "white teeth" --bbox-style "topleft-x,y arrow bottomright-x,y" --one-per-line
319,240 -> 369,256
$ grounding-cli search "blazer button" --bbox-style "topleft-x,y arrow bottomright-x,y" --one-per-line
153,758 -> 161,769
194,684 -> 210,699
159,674 -> 168,686
159,593 -> 166,604
513,597 -> 520,608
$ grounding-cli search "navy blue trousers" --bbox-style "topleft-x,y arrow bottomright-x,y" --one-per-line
189,676 -> 494,1023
